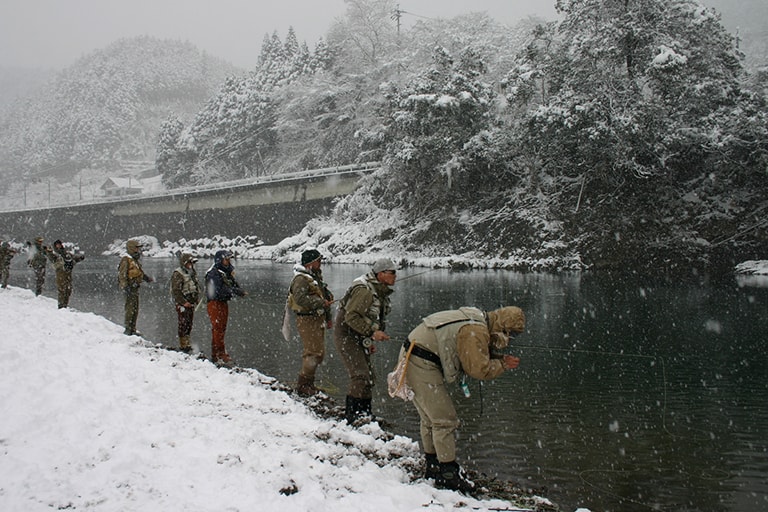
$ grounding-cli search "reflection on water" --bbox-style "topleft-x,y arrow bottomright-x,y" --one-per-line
10,257 -> 767,512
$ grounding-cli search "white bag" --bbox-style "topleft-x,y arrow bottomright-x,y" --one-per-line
387,343 -> 415,401
281,301 -> 293,342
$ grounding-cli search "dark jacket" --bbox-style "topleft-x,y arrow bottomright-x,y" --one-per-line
47,245 -> 84,274
205,251 -> 245,302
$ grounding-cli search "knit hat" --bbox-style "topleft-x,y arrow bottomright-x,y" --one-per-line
372,258 -> 396,273
301,249 -> 322,266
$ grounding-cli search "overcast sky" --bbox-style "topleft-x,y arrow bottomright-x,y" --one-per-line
0,0 -> 557,70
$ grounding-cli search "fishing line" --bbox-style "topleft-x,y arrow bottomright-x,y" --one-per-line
504,343 -> 729,510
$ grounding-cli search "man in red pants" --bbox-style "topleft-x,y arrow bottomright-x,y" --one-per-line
204,250 -> 246,365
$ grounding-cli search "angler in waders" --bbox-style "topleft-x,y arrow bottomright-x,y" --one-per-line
401,306 -> 524,493
205,250 -> 246,366
334,258 -> 396,425
0,240 -> 17,289
287,249 -> 334,396
170,253 -> 201,353
27,237 -> 48,296
118,239 -> 154,336
45,239 -> 85,308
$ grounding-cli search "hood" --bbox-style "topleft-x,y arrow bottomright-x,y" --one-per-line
214,250 -> 233,266
487,306 -> 525,335
180,253 -> 198,267
126,239 -> 142,254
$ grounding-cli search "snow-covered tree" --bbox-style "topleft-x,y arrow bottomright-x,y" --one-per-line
507,0 -> 766,185
382,46 -> 497,212
503,0 -> 768,266
327,0 -> 398,71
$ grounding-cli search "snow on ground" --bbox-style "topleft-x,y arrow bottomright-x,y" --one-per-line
0,286 -> 553,512
735,259 -> 768,275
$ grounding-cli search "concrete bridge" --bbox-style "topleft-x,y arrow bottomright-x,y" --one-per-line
0,163 -> 379,254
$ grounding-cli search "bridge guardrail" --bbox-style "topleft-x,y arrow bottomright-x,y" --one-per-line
0,162 -> 381,213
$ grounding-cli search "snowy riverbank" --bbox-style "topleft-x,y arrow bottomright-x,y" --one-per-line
0,286 -> 560,512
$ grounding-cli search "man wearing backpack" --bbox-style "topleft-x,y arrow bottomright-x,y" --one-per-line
402,306 -> 524,493
118,239 -> 154,336
334,258 -> 397,425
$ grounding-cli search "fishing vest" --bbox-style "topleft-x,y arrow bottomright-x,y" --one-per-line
409,307 -> 486,383
172,266 -> 200,302
288,271 -> 325,315
120,255 -> 145,288
340,272 -> 391,331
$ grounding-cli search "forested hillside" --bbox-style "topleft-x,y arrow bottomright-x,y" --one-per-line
159,0 -> 767,272
0,36 -> 239,191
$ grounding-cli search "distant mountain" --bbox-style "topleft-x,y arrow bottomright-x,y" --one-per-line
0,66 -> 53,113
0,36 -> 241,186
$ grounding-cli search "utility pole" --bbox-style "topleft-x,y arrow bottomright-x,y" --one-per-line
391,4 -> 402,36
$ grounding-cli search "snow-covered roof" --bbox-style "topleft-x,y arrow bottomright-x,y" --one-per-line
100,177 -> 144,190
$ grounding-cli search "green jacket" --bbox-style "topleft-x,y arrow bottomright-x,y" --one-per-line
338,271 -> 394,337
28,242 -> 47,270
170,265 -> 200,305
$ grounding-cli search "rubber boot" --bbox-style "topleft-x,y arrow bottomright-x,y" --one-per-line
344,396 -> 367,425
296,374 -> 319,396
211,337 -> 232,366
435,461 -> 475,493
179,335 -> 192,353
424,453 -> 440,480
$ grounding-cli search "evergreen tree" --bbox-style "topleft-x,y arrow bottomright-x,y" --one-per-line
382,46 -> 496,213
157,115 -> 187,187
503,0 -> 768,265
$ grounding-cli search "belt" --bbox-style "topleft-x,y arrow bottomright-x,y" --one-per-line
296,311 -> 322,317
403,340 -> 442,367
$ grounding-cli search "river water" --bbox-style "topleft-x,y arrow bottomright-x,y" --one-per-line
9,256 -> 767,512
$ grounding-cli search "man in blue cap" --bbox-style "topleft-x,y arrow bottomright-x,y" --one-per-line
205,250 -> 246,365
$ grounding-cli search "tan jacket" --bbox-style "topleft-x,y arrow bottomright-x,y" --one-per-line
288,267 -> 328,317
118,255 -> 146,290
408,307 -> 506,383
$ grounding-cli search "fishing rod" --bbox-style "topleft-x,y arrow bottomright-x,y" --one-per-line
394,267 -> 441,282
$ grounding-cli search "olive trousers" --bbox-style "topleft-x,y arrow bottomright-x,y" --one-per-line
333,321 -> 374,399
123,286 -> 141,334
